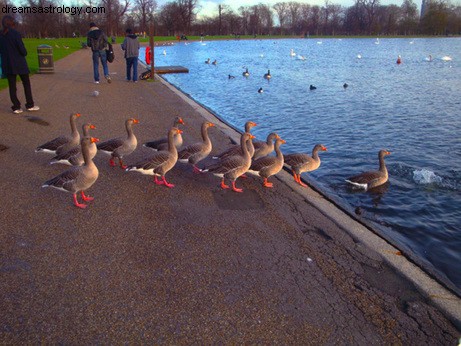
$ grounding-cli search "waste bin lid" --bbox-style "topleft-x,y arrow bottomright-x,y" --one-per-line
38,44 -> 52,49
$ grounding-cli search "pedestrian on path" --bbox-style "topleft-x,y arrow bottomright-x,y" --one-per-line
0,15 -> 39,114
121,28 -> 140,82
87,22 -> 111,84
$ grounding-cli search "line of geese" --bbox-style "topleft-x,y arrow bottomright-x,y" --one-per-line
37,114 -> 390,208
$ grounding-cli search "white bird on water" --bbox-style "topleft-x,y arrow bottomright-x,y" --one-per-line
441,56 -> 452,61
290,49 -> 296,57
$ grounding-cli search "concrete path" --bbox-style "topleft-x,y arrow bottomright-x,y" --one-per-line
0,45 -> 460,344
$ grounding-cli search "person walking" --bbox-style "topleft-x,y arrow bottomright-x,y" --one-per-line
87,22 -> 111,84
0,15 -> 39,114
121,28 -> 140,82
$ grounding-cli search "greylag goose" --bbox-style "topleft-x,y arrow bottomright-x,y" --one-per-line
36,113 -> 81,155
178,121 -> 215,173
253,132 -> 280,160
126,128 -> 183,188
346,150 -> 391,190
263,70 -> 271,79
248,138 -> 286,188
203,132 -> 255,193
284,144 -> 328,187
50,123 -> 97,166
97,118 -> 139,169
143,116 -> 184,151
42,137 -> 99,209
213,121 -> 257,160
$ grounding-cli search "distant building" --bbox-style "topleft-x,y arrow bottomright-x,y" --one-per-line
421,0 -> 431,18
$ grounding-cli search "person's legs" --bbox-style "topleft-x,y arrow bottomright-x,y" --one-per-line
19,74 -> 35,109
132,57 -> 138,82
92,51 -> 100,82
7,74 -> 21,111
126,57 -> 132,81
100,50 -> 110,82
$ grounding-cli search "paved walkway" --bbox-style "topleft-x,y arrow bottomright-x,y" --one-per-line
0,45 -> 460,344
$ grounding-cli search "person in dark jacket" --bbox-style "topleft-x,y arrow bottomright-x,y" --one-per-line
87,22 -> 111,84
121,28 -> 140,82
0,15 -> 39,114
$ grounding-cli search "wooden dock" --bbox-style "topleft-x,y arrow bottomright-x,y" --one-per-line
154,66 -> 189,74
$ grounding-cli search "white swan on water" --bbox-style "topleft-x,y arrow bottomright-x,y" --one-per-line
297,55 -> 306,61
290,49 -> 296,57
441,56 -> 452,61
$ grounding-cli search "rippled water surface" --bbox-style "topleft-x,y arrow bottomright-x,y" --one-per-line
141,38 -> 461,292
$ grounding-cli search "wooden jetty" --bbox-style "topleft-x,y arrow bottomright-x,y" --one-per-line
154,66 -> 189,74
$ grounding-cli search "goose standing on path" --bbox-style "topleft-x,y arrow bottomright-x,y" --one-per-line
143,116 -> 185,151
50,123 -> 97,166
126,128 -> 183,188
42,137 -> 99,209
97,118 -> 139,169
252,132 -> 280,160
346,150 -> 391,190
203,132 -> 255,193
36,113 -> 81,155
284,144 -> 327,187
248,138 -> 286,188
213,121 -> 257,160
178,121 -> 215,173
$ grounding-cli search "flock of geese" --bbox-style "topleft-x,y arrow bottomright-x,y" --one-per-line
37,114 -> 390,209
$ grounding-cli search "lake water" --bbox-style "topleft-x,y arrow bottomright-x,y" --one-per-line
140,38 -> 461,294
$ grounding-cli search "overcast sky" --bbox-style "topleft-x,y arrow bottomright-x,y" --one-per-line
156,0 -> 423,18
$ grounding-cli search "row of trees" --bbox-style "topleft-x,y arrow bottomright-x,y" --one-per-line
2,0 -> 461,38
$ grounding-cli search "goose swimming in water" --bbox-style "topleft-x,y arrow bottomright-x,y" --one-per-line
243,68 -> 250,77
205,58 -> 210,64
258,87 -> 264,93
310,84 -> 317,90
346,150 -> 391,190
263,70 -> 271,79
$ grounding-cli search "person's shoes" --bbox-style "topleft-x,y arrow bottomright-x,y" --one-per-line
106,75 -> 112,83
27,106 -> 40,111
133,80 -> 138,83
94,81 -> 100,84
13,109 -> 23,114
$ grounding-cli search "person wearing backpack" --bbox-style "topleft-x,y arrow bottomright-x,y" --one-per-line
121,28 -> 140,82
87,22 -> 111,84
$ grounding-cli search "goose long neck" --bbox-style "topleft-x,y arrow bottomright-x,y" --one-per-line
70,115 -> 78,135
312,146 -> 321,163
241,134 -> 251,159
201,124 -> 210,143
274,141 -> 283,158
82,125 -> 90,137
168,129 -> 178,154
126,121 -> 134,138
82,139 -> 93,166
379,153 -> 387,174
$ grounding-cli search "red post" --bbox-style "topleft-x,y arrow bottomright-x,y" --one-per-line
149,23 -> 155,76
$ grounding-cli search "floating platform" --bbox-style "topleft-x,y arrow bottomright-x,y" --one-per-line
154,66 -> 189,74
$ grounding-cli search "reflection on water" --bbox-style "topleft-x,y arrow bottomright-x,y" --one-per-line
143,38 -> 461,293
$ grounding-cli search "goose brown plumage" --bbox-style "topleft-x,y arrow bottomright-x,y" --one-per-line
203,132 -> 255,192
36,113 -> 81,155
284,144 -> 328,187
346,150 -> 391,190
213,121 -> 257,160
248,138 -> 286,188
42,137 -> 99,209
50,123 -> 97,166
143,116 -> 185,151
97,118 -> 139,169
126,127 -> 183,188
178,121 -> 215,173
252,132 -> 280,160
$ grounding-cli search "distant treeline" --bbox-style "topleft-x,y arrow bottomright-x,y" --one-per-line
2,0 -> 460,38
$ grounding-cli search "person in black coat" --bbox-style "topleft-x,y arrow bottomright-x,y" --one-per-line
0,15 -> 39,114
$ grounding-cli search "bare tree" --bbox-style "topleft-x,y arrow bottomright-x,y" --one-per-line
287,1 -> 302,34
357,0 -> 380,34
400,0 -> 419,34
133,0 -> 157,34
99,0 -> 130,36
273,2 -> 289,35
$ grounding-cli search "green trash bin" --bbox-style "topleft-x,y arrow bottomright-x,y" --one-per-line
37,44 -> 54,73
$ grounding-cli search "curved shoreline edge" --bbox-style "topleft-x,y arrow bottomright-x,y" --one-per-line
155,73 -> 461,330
